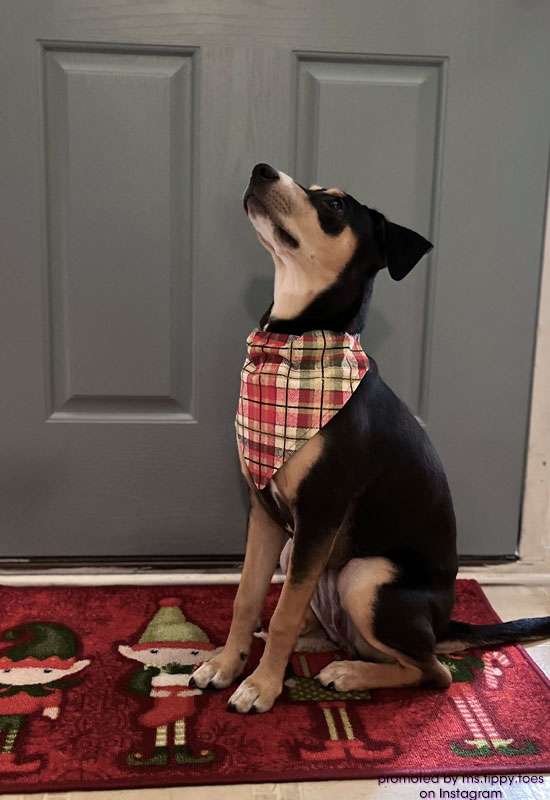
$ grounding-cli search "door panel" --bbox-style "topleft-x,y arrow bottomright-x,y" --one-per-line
2,2 -> 549,557
44,45 -> 196,419
296,55 -> 443,413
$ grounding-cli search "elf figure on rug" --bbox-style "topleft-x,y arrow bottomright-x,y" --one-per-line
118,597 -> 219,767
260,617 -> 396,763
0,622 -> 90,774
284,649 -> 396,763
255,601 -> 396,763
441,652 -> 538,757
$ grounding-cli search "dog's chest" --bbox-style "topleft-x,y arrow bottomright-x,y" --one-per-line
238,434 -> 353,569
237,433 -> 323,534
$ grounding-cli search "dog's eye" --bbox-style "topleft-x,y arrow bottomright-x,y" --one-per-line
326,197 -> 344,211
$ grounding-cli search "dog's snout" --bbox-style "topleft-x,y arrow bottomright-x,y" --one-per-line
252,163 -> 279,183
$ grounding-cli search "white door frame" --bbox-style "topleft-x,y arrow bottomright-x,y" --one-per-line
517,175 -> 550,568
460,171 -> 550,584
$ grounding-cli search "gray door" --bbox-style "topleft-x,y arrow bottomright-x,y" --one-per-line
2,2 -> 549,559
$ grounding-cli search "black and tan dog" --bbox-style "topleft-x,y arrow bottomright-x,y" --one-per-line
192,163 -> 550,713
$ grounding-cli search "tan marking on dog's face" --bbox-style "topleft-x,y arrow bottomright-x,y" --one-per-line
244,168 -> 359,319
307,185 -> 344,196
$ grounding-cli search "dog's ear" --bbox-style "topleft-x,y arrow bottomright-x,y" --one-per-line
384,221 -> 433,281
370,208 -> 433,281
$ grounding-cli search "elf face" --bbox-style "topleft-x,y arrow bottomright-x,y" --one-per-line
118,644 -> 218,668
0,660 -> 90,685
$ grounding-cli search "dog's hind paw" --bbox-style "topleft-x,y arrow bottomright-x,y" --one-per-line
316,660 -> 370,692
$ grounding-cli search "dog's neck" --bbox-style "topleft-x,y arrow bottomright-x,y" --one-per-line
263,261 -> 375,336
269,251 -> 344,322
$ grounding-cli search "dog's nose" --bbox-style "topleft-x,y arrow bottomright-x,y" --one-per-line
252,163 -> 279,183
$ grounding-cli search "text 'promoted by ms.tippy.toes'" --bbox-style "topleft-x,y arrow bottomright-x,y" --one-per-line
377,774 -> 547,799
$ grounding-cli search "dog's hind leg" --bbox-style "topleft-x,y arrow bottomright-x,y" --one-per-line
316,557 -> 452,691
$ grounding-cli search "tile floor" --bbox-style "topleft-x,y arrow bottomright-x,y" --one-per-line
5,581 -> 550,800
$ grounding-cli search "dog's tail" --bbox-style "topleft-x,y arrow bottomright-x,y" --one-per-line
435,616 -> 550,654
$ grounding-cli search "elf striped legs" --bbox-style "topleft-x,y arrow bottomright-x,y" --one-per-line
0,716 -> 42,774
1,722 -> 19,754
154,725 -> 168,749
450,684 -> 538,757
128,720 -> 214,767
300,702 -> 395,762
174,719 -> 186,746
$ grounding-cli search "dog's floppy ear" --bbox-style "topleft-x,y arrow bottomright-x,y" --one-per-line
370,208 -> 433,281
384,220 -> 433,281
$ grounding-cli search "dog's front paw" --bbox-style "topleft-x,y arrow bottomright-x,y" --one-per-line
227,669 -> 283,713
191,649 -> 246,690
316,660 -> 369,692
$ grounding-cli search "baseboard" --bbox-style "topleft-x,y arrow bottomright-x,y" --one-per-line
0,553 -> 547,587
0,552 -> 521,570
0,563 -> 548,587
0,555 -> 245,571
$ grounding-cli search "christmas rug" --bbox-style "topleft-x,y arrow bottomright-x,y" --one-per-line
0,579 -> 547,794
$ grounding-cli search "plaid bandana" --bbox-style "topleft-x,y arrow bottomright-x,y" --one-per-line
235,328 -> 369,490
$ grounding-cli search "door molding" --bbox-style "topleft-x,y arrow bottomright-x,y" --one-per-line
518,168 -> 550,568
460,164 -> 550,581
460,153 -> 550,581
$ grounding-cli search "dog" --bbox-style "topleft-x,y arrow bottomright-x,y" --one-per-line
192,163 -> 550,713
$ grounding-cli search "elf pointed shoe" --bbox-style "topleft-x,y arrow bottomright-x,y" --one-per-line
173,744 -> 215,765
450,739 -> 492,757
0,752 -> 43,773
345,739 -> 395,761
491,739 -> 538,756
127,746 -> 168,767
300,739 -> 349,761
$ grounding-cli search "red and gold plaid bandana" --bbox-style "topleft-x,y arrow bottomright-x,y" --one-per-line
235,328 -> 369,489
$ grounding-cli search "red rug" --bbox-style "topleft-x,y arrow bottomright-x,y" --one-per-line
0,579 -> 547,793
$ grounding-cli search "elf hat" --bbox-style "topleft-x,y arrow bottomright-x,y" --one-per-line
132,597 -> 216,651
0,622 -> 78,669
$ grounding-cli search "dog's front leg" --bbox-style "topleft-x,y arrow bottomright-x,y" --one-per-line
192,492 -> 286,690
228,524 -> 337,713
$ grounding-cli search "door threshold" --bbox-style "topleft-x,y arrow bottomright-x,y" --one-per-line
0,554 -> 519,571
0,572 -> 280,586
0,570 -> 547,587
0,558 -> 547,586
0,555 -> 245,571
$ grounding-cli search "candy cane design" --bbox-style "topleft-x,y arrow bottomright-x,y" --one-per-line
446,652 -> 538,757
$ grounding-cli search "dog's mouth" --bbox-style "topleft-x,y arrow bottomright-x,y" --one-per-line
244,191 -> 299,249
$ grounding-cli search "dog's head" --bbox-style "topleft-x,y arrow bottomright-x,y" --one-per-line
243,163 -> 432,332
